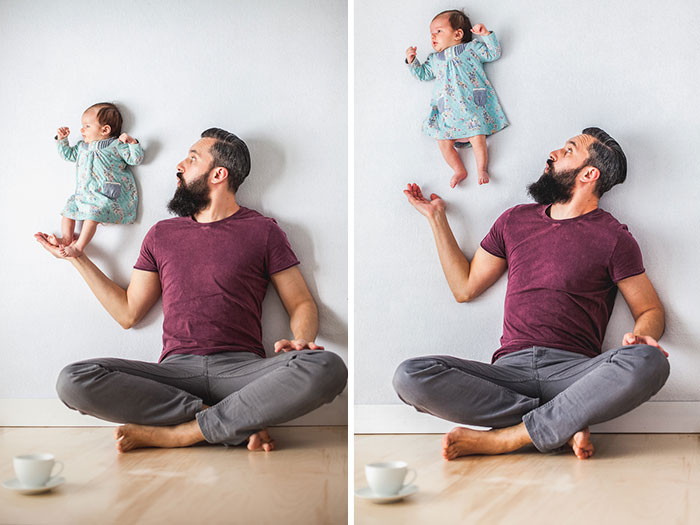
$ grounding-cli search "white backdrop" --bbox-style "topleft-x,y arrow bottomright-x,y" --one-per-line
355,0 -> 700,428
0,0 -> 348,424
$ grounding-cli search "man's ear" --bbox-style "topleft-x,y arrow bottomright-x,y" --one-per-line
581,166 -> 600,185
211,166 -> 229,184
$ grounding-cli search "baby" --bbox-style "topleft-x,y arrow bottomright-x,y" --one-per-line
406,9 -> 508,187
51,102 -> 143,257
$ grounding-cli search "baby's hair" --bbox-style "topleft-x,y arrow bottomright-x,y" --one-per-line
433,9 -> 473,43
581,127 -> 627,197
86,102 -> 123,137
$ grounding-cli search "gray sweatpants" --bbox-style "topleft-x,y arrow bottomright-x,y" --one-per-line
392,345 -> 669,452
56,350 -> 347,446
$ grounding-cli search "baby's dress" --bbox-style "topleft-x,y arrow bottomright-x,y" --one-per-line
57,137 -> 144,224
408,32 -> 508,142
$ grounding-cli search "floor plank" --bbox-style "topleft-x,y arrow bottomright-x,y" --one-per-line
0,426 -> 347,525
355,433 -> 700,524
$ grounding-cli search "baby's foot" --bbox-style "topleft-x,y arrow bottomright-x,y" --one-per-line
478,170 -> 490,185
450,171 -> 468,188
60,244 -> 83,258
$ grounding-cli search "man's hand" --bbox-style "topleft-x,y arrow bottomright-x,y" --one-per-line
470,24 -> 490,36
56,127 -> 70,140
406,46 -> 417,63
118,133 -> 138,144
34,232 -> 70,259
404,183 -> 446,219
622,333 -> 669,358
274,338 -> 325,353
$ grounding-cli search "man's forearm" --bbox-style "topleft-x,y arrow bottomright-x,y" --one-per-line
428,210 -> 472,301
632,307 -> 665,341
289,299 -> 320,342
70,255 -> 132,328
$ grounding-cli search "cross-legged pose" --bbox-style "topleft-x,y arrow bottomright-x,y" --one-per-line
35,128 -> 347,453
395,127 -> 669,460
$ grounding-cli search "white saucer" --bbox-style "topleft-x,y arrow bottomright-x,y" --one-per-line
2,476 -> 65,495
355,484 -> 418,503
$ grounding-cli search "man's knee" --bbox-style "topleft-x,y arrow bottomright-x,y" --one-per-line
55,361 -> 97,410
392,357 -> 436,407
630,344 -> 670,391
299,350 -> 347,398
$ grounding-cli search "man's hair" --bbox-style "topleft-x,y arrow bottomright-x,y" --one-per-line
434,9 -> 472,43
582,127 -> 627,197
87,102 -> 122,137
201,128 -> 251,193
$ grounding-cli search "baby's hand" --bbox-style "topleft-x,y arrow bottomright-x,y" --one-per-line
118,133 -> 138,144
406,46 -> 417,63
56,127 -> 70,140
470,24 -> 490,36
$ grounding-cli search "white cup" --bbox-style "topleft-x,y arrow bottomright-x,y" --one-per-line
365,461 -> 417,496
13,453 -> 64,488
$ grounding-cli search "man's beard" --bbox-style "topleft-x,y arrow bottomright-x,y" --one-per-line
167,171 -> 211,217
526,160 -> 581,205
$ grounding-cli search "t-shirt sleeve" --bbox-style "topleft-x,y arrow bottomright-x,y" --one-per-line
265,220 -> 300,277
480,208 -> 511,259
609,226 -> 645,282
133,225 -> 159,272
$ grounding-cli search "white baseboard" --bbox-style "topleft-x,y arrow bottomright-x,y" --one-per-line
355,402 -> 700,434
0,397 -> 347,427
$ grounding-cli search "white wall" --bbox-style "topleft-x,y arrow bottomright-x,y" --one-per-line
0,0 -> 348,424
355,0 -> 700,424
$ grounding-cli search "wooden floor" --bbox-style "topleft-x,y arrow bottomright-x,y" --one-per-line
0,426 -> 347,525
355,433 -> 700,524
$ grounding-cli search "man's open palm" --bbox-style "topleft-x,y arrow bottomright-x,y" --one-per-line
404,183 -> 446,218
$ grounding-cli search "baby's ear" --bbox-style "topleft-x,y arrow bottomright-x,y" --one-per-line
102,125 -> 111,136
455,29 -> 464,41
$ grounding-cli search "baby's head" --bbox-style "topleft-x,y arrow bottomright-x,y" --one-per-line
81,102 -> 123,143
430,9 -> 472,52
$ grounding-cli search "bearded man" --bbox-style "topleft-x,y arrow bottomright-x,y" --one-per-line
35,128 -> 347,453
394,127 -> 669,460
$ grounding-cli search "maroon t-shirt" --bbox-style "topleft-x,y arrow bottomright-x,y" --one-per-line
134,207 -> 299,362
480,204 -> 645,362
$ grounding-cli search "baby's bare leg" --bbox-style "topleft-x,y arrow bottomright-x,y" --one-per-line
437,139 -> 468,188
469,135 -> 489,185
51,216 -> 76,246
60,220 -> 98,258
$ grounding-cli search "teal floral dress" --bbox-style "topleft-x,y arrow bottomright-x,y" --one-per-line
408,32 -> 508,143
57,137 -> 144,224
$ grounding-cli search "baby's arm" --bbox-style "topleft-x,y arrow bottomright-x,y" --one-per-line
116,133 -> 144,166
55,127 -> 79,162
470,24 -> 502,63
406,49 -> 435,81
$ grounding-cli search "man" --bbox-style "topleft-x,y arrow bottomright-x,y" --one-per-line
394,127 -> 669,461
35,128 -> 347,453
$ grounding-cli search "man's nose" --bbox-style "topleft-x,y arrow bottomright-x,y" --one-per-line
176,161 -> 185,173
548,151 -> 558,162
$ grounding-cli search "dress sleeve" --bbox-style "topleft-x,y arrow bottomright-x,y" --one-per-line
265,219 -> 300,278
472,32 -> 502,63
480,208 -> 512,259
133,224 -> 159,272
609,226 -> 645,283
116,141 -> 145,166
56,138 -> 79,162
407,53 -> 436,81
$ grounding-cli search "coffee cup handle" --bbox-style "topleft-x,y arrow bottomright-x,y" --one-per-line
51,461 -> 64,479
403,468 -> 417,487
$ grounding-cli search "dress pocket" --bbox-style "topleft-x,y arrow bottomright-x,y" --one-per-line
473,88 -> 487,107
99,182 -> 122,200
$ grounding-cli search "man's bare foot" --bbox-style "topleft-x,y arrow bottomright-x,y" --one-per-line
441,424 -> 531,460
567,428 -> 594,459
247,429 -> 275,452
478,170 -> 490,185
114,420 -> 203,453
60,244 -> 84,258
450,171 -> 468,188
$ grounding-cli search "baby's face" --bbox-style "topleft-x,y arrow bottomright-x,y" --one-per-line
80,108 -> 109,143
430,15 -> 462,52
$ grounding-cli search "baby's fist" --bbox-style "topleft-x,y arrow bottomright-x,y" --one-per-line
470,24 -> 490,36
56,127 -> 70,140
118,133 -> 137,144
406,46 -> 417,63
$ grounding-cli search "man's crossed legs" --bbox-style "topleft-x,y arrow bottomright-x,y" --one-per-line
57,350 -> 347,453
393,345 -> 669,460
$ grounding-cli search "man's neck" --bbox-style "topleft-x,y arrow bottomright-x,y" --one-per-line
549,193 -> 599,220
193,192 -> 241,223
